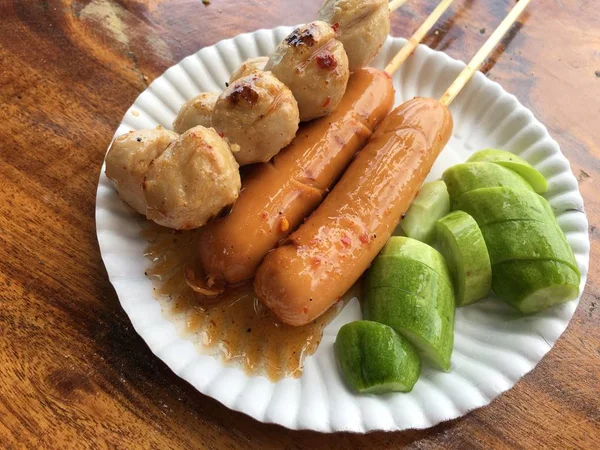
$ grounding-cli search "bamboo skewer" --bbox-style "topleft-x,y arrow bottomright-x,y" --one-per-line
384,0 -> 455,75
389,0 -> 409,12
440,0 -> 532,106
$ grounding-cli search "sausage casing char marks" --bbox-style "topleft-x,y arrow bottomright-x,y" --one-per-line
254,98 -> 454,326
197,68 -> 394,284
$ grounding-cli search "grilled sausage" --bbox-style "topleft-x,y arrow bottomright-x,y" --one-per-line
254,98 -> 454,326
197,68 -> 394,284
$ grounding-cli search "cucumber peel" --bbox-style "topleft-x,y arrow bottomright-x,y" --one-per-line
468,149 -> 548,194
443,162 -> 535,201
492,259 -> 580,313
401,181 -> 450,244
480,220 -> 579,274
335,321 -> 421,394
453,187 -> 555,226
436,211 -> 492,306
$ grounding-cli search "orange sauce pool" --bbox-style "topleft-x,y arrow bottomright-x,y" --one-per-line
142,223 -> 349,381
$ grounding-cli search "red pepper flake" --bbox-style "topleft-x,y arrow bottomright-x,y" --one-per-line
260,211 -> 269,220
309,238 -> 319,246
316,53 -> 337,71
331,22 -> 340,33
311,257 -> 322,267
359,233 -> 370,244
322,96 -> 332,108
217,131 -> 225,138
341,235 -> 351,246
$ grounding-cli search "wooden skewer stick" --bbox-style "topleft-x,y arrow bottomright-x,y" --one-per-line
440,0 -> 532,106
384,0 -> 455,75
389,0 -> 409,12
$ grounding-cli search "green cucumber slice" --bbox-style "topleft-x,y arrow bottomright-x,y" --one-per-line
480,220 -> 579,274
334,321 -> 421,394
452,187 -> 554,226
436,211 -> 492,306
379,237 -> 453,286
467,149 -> 548,194
492,260 -> 580,313
364,286 -> 454,371
401,181 -> 450,244
442,162 -> 535,200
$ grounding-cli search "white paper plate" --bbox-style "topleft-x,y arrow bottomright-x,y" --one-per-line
96,27 -> 590,432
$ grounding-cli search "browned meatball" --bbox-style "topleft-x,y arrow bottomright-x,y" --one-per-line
105,128 -> 178,214
318,0 -> 390,71
172,92 -> 219,134
265,21 -> 349,121
143,126 -> 241,230
212,70 -> 299,166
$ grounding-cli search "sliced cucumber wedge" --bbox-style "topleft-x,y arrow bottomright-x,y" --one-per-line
364,285 -> 454,372
335,321 -> 421,394
436,211 -> 492,306
468,149 -> 548,194
492,260 -> 580,313
442,162 -> 535,200
378,236 -> 453,286
480,220 -> 579,274
401,181 -> 450,244
452,187 -> 554,226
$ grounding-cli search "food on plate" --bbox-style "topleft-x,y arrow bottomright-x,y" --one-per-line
229,56 -> 269,83
467,148 -> 548,193
172,92 -> 219,133
443,162 -> 534,202
212,70 -> 300,165
335,320 -> 421,393
452,186 -> 554,226
265,21 -> 350,121
105,128 -> 178,214
318,0 -> 391,71
254,97 -> 453,326
401,180 -> 450,244
143,126 -> 241,229
436,210 -> 491,306
198,68 -> 394,284
443,159 -> 580,313
364,237 -> 455,371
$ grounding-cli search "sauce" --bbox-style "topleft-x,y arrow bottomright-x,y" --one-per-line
142,223 -> 346,381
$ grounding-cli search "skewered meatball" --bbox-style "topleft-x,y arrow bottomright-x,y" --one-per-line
105,128 -> 178,215
318,0 -> 390,71
265,21 -> 349,121
172,92 -> 219,134
212,70 -> 299,166
229,56 -> 269,83
143,126 -> 241,230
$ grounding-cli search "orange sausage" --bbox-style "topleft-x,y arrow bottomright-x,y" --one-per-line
197,68 -> 394,284
254,98 -> 453,326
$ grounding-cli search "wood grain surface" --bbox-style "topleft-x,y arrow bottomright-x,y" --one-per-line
1,0 -> 599,448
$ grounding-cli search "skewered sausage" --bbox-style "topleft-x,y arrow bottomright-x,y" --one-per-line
198,68 -> 394,284
105,128 -> 178,214
254,97 -> 454,326
143,126 -> 241,230
172,92 -> 219,133
265,21 -> 350,121
212,70 -> 300,166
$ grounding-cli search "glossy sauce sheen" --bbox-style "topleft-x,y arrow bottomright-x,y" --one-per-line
255,98 -> 454,326
143,224 -> 345,380
198,68 -> 394,284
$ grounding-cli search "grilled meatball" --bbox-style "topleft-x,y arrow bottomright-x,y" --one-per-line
172,92 -> 219,134
229,56 -> 269,83
318,0 -> 390,71
212,70 -> 299,166
105,128 -> 178,214
143,126 -> 241,230
265,21 -> 349,121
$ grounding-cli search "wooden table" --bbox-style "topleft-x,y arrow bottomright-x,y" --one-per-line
1,0 -> 598,448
